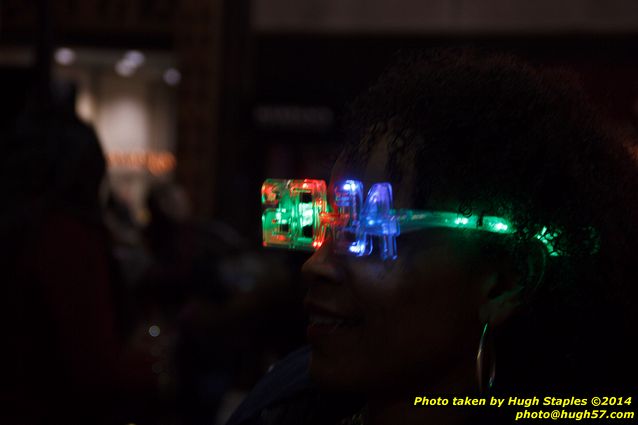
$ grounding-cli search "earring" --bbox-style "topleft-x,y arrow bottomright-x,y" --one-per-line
476,322 -> 496,393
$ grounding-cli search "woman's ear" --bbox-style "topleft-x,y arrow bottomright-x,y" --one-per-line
478,274 -> 524,327
478,240 -> 547,326
524,239 -> 548,293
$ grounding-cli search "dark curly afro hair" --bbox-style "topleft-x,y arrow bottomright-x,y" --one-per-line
342,49 -> 638,392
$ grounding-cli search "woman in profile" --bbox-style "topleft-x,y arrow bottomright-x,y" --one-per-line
228,51 -> 638,425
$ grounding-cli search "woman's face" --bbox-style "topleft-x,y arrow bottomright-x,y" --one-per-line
302,135 -> 501,396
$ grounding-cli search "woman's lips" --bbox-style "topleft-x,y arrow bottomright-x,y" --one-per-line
308,314 -> 360,327
304,302 -> 363,340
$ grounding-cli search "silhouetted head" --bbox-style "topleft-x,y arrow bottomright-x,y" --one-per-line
303,51 -> 638,398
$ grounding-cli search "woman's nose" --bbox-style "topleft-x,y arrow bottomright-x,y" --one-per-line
301,233 -> 344,284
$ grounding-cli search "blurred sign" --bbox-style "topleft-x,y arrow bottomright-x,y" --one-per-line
106,150 -> 176,175
1,0 -> 174,42
253,105 -> 334,132
253,0 -> 638,33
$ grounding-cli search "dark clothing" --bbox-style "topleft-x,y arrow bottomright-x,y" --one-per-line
226,346 -> 362,425
226,347 -> 518,425
3,208 -> 155,425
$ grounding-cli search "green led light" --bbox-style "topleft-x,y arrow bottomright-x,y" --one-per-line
494,222 -> 509,231
535,226 -> 561,256
299,202 -> 314,227
396,211 -> 516,238
261,179 -> 328,250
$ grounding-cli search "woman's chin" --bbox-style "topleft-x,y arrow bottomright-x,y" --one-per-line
308,349 -> 367,392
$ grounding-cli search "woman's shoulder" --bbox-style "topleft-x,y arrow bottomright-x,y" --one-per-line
226,346 -> 362,425
226,346 -> 315,425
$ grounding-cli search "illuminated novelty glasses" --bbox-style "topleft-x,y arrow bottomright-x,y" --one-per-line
261,178 -> 561,260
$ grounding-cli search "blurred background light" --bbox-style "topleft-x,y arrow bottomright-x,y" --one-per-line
123,50 -> 145,67
163,68 -> 181,86
148,325 -> 161,337
54,47 -> 75,65
115,59 -> 136,77
115,50 -> 145,77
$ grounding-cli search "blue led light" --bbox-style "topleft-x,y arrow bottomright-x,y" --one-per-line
348,243 -> 367,254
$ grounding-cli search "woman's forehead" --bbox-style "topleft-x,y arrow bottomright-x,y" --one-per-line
329,133 -> 417,208
331,140 -> 387,182
329,132 -> 471,213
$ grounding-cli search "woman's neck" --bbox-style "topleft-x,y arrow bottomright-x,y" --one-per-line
364,358 -> 476,425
